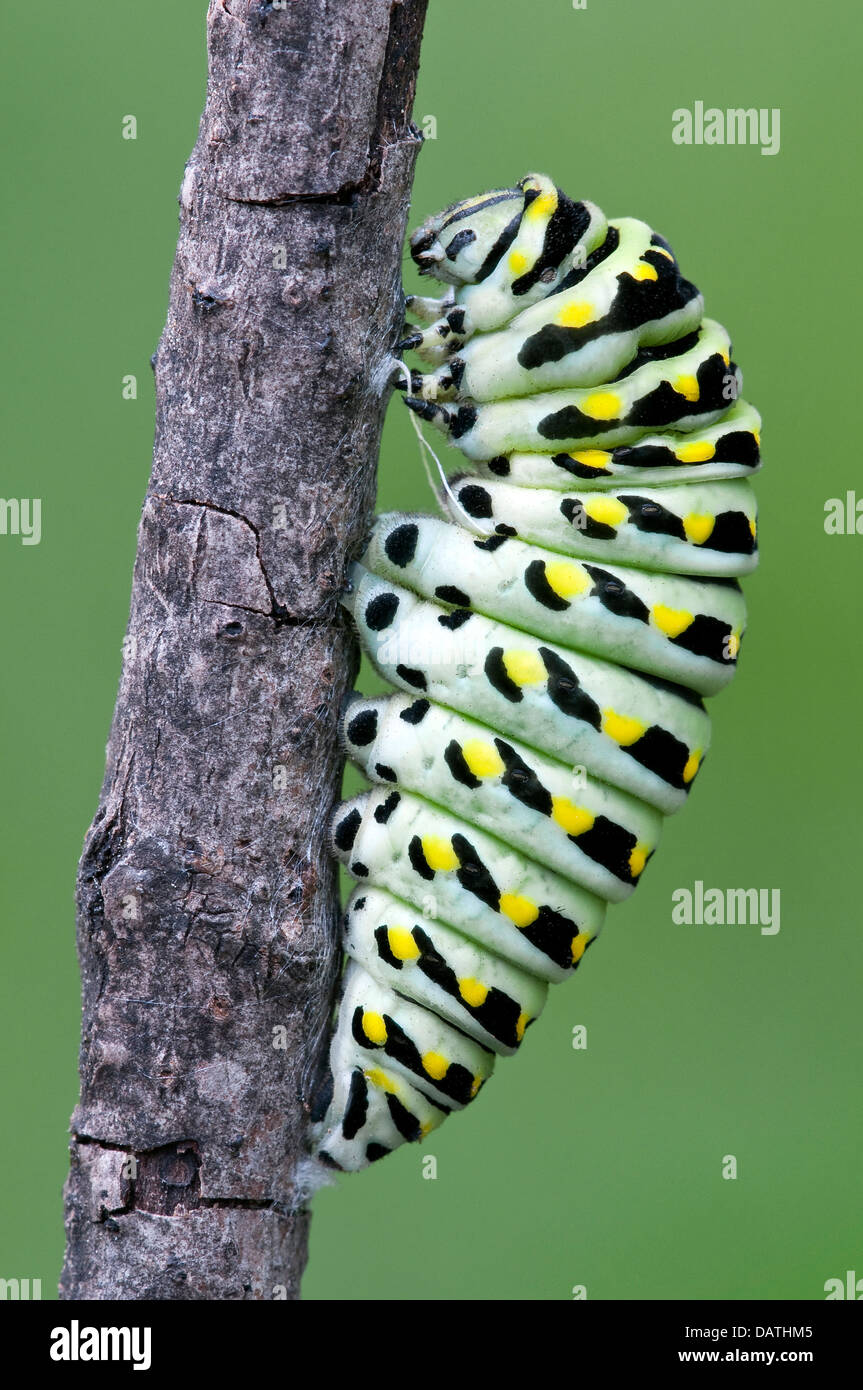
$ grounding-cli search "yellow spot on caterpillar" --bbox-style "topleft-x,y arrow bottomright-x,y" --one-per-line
602,708 -> 647,746
364,1068 -> 396,1093
462,739 -> 505,779
544,560 -> 589,599
683,513 -> 715,545
502,649 -> 546,686
682,749 -> 702,784
651,604 -> 694,638
500,893 -> 539,928
551,796 -> 595,836
508,250 -> 529,274
674,374 -> 700,403
629,842 -> 649,877
570,934 -> 588,964
557,300 -> 595,328
515,1012 -> 529,1042
422,1051 -> 449,1081
582,391 -> 621,420
387,926 -> 420,962
584,495 -> 627,527
676,440 -> 715,464
570,449 -> 611,471
720,351 -> 730,367
727,631 -> 740,659
631,261 -> 658,281
525,191 -> 556,220
362,1011 -> 387,1045
470,1075 -> 483,1098
753,430 -> 761,446
458,977 -> 489,1008
422,835 -> 460,872
749,516 -> 757,539
420,1121 -> 433,1137
653,246 -> 674,261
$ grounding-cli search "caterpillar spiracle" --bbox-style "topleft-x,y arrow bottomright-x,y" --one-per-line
311,173 -> 760,1172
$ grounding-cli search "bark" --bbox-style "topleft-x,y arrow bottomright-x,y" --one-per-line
60,0 -> 427,1301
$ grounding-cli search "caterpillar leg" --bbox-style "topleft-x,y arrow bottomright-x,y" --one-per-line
398,304 -> 470,366
404,291 -> 455,326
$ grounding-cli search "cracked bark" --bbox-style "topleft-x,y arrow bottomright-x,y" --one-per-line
60,0 -> 427,1301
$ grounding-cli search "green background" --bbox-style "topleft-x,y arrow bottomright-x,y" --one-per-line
1,0 -> 860,1301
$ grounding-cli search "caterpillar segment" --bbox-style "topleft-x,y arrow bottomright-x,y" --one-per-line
362,516 -> 746,695
330,787 -> 605,984
311,176 -> 760,1172
343,565 -> 711,815
405,215 -> 704,403
449,475 -> 758,578
402,173 -> 609,359
405,318 -> 743,458
341,694 -> 663,902
343,886 -> 549,1056
466,399 -> 761,490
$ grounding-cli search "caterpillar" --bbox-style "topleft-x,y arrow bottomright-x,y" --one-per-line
310,173 -> 760,1172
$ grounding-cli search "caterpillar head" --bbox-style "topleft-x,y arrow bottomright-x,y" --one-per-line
409,174 -> 553,285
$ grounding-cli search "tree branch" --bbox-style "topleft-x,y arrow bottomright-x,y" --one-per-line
60,0 -> 427,1301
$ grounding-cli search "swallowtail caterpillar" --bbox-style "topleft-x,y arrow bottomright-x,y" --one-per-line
311,173 -> 760,1171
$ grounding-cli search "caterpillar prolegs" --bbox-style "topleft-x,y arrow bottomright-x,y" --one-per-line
311,173 -> 760,1171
